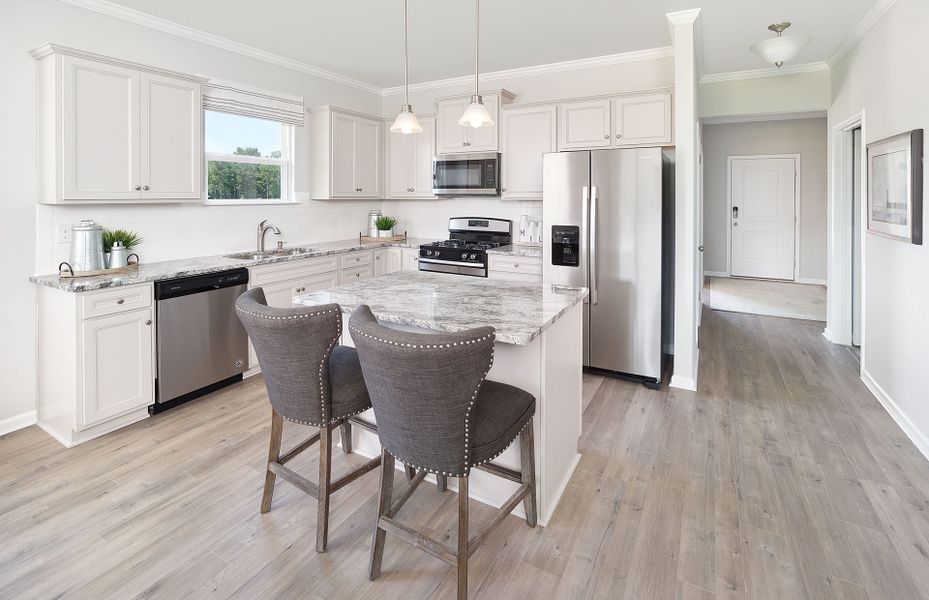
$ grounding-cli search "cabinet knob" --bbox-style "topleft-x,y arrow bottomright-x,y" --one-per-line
134,185 -> 141,191
142,185 -> 150,191
603,134 -> 609,139
501,188 -> 507,192
514,263 -> 520,268
616,134 -> 622,139
354,273 -> 360,278
144,319 -> 152,325
116,298 -> 125,305
376,256 -> 381,260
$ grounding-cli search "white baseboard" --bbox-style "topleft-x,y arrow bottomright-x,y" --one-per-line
704,271 -> 729,278
862,369 -> 929,462
797,277 -> 827,286
670,375 -> 697,391
822,327 -> 833,342
0,410 -> 37,437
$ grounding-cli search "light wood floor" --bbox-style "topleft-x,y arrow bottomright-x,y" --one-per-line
3,308 -> 929,599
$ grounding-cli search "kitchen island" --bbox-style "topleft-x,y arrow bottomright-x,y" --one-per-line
294,271 -> 588,526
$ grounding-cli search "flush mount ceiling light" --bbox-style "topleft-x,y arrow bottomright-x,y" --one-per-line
750,22 -> 811,68
390,0 -> 422,134
458,0 -> 494,128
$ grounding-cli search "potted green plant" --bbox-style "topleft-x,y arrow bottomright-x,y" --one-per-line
375,216 -> 398,238
102,229 -> 143,268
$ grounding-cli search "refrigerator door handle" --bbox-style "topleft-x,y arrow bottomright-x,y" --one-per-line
590,185 -> 599,305
582,185 -> 590,303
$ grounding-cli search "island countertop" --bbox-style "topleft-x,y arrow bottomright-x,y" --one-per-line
293,271 -> 588,345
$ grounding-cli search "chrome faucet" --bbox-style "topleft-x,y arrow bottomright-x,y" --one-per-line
257,219 -> 281,254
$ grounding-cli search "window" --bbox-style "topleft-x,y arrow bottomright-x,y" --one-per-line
204,111 -> 294,203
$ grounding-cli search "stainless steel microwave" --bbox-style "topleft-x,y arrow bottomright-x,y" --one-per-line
433,152 -> 500,196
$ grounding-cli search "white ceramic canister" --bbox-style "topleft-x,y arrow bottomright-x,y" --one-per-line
69,219 -> 105,272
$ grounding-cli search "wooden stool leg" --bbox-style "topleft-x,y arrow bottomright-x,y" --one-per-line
339,420 -> 353,454
317,425 -> 332,552
436,474 -> 448,492
261,410 -> 284,513
457,476 -> 469,600
520,419 -> 537,527
370,449 -> 395,580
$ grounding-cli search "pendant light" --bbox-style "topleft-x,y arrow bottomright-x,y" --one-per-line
750,22 -> 811,68
458,0 -> 494,128
390,0 -> 422,134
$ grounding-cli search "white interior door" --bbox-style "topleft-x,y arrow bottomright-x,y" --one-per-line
730,157 -> 796,280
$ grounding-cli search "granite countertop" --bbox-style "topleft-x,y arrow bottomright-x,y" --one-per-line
31,237 -> 434,293
486,244 -> 543,259
293,271 -> 588,345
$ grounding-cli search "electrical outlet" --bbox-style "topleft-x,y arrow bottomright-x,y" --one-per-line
56,225 -> 72,245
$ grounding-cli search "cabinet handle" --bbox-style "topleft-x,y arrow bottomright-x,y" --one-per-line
116,298 -> 125,305
142,185 -> 150,191
134,185 -> 141,191
144,319 -> 152,325
354,273 -> 360,278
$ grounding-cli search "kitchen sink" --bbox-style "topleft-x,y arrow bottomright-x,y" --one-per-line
225,247 -> 314,260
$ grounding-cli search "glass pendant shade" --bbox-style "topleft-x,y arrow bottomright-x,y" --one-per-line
458,96 -> 494,128
391,105 -> 423,134
750,34 -> 810,67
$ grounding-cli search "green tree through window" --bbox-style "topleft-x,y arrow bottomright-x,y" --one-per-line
208,146 -> 282,200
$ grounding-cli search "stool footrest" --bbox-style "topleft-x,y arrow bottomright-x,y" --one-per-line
268,461 -> 320,498
468,483 -> 530,556
330,456 -> 382,494
378,515 -> 458,566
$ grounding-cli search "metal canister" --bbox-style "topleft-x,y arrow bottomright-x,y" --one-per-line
69,219 -> 105,272
367,210 -> 382,237
108,241 -> 129,269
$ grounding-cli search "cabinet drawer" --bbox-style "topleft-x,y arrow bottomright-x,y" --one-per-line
341,263 -> 374,283
81,284 -> 153,319
488,255 -> 542,275
339,251 -> 373,270
249,255 -> 340,287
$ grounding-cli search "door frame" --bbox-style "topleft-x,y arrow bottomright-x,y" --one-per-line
825,110 -> 867,361
725,154 -> 801,281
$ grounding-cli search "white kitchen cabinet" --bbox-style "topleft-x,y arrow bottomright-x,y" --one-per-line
488,254 -> 543,282
37,283 -> 156,447
500,105 -> 557,200
309,106 -> 382,199
375,248 -> 403,275
435,90 -> 514,154
558,99 -> 612,150
387,116 -> 436,198
613,93 -> 672,146
557,92 -> 673,151
401,248 -> 420,271
31,44 -> 204,204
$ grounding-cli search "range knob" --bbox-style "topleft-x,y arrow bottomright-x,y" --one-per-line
469,253 -> 477,260
461,252 -> 469,260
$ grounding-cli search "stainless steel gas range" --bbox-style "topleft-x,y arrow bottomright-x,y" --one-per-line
418,217 -> 512,277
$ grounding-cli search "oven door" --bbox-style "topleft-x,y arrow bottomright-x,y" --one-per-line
418,257 -> 487,277
433,152 -> 499,196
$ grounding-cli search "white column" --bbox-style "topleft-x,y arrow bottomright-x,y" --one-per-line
667,9 -> 702,391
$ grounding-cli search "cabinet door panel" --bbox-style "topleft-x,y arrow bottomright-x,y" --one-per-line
355,119 -> 381,197
412,117 -> 436,196
436,98 -> 469,154
614,93 -> 672,146
387,128 -> 413,197
332,114 -> 356,196
140,74 -> 202,199
558,99 -> 611,150
81,307 -> 153,427
464,96 -> 499,152
401,249 -> 420,271
501,105 -> 556,199
62,56 -> 140,200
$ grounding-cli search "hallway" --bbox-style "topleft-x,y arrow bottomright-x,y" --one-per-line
2,308 -> 928,599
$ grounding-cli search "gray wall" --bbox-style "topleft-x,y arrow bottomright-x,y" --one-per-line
702,118 -> 828,282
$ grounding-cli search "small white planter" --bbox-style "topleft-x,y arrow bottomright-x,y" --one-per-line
377,229 -> 395,238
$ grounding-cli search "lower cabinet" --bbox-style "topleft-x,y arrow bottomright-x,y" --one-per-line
37,283 -> 156,447
488,254 -> 543,282
375,248 -> 403,275
401,248 -> 420,271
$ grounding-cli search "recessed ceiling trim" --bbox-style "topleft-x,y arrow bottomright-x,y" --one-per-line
381,46 -> 675,96
57,0 -> 383,94
702,110 -> 827,125
700,61 -> 829,84
827,0 -> 900,66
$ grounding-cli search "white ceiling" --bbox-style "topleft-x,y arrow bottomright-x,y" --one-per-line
97,0 -> 879,88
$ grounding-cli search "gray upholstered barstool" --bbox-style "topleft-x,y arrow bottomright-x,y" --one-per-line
235,288 -> 381,553
349,305 -> 537,600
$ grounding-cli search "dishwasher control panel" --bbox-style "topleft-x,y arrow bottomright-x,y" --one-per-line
155,268 -> 249,300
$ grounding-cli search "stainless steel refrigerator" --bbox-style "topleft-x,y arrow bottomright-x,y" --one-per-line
542,148 -> 673,387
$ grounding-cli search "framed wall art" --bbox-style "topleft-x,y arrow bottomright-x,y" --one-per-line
867,129 -> 923,244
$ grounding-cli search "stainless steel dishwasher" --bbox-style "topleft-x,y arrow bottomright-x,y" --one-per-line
153,268 -> 249,412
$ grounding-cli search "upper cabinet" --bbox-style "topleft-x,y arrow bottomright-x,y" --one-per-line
387,116 -> 435,199
557,92 -> 672,151
435,90 -> 514,154
500,104 -> 557,200
310,106 -> 382,199
32,44 -> 204,204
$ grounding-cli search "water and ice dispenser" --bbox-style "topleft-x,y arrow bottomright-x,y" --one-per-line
550,225 -> 580,267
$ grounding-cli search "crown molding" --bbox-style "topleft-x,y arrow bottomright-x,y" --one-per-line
57,0 -> 382,95
828,0 -> 900,67
699,61 -> 829,84
381,46 -> 675,96
701,110 -> 827,125
29,42 -> 209,83
666,8 -> 702,27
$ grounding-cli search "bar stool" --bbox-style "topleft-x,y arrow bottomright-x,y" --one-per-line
349,305 -> 537,600
235,288 -> 381,553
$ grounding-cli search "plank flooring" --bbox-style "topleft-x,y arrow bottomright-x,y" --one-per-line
3,308 -> 929,599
